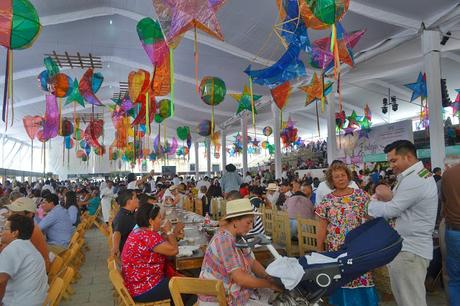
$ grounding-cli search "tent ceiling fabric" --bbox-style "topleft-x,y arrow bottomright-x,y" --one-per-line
1,0 -> 460,145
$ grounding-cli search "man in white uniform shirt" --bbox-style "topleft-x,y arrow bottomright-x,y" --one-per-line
368,140 -> 437,306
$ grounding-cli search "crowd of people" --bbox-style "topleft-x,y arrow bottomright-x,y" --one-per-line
0,139 -> 458,305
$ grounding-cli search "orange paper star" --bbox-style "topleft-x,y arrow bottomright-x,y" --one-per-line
300,73 -> 333,106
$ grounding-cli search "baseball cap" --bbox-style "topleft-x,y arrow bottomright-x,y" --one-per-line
6,197 -> 36,213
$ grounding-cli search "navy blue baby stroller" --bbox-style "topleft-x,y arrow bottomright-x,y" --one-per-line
238,217 -> 403,305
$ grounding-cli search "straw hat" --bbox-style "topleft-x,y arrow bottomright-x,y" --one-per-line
223,199 -> 261,220
6,197 -> 36,213
168,185 -> 178,191
266,183 -> 279,191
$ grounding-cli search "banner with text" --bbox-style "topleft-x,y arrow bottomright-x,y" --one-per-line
336,120 -> 413,163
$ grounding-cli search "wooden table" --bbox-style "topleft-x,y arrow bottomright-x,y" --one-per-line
175,244 -> 285,271
171,208 -> 285,271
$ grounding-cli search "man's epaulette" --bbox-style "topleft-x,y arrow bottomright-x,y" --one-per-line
417,168 -> 432,179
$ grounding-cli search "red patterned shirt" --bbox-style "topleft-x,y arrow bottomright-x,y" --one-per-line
121,228 -> 166,297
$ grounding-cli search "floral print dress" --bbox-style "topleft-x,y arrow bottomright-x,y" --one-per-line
315,188 -> 374,288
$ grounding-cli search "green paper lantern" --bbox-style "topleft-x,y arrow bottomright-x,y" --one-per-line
0,0 -> 41,50
305,0 -> 350,26
176,126 -> 190,141
199,76 -> 226,106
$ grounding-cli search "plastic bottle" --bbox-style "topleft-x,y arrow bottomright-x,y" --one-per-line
204,212 -> 211,225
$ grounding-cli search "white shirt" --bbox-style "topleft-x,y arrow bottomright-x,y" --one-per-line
99,181 -> 107,192
172,177 -> 180,186
100,186 -> 115,202
368,161 -> 437,260
41,184 -> 55,194
243,175 -> 253,184
127,181 -> 137,190
315,180 -> 359,205
0,239 -> 48,306
196,180 -> 210,191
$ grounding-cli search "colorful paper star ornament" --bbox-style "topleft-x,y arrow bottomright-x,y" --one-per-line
311,24 -> 365,70
404,72 -> 427,102
299,72 -> 333,106
347,110 -> 359,128
451,89 -> 460,117
65,79 -> 85,107
152,0 -> 227,47
230,85 -> 262,115
270,81 -> 292,110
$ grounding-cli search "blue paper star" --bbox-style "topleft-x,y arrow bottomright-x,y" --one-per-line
404,72 -> 427,102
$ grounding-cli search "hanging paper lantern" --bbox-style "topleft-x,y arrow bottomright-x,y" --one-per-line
148,152 -> 157,161
73,128 -> 83,141
263,126 -> 273,137
128,69 -> 150,103
176,126 -> 190,141
50,73 -> 73,97
186,133 -> 192,149
64,136 -> 74,149
109,147 -> 119,160
197,120 -> 212,137
158,99 -> 172,118
199,77 -> 226,106
58,119 -> 74,137
261,141 -> 268,149
154,114 -> 164,124
38,70 -> 49,91
79,140 -> 88,149
299,0 -> 350,30
0,0 -> 41,50
92,72 -> 104,93
76,149 -> 86,158
22,115 -> 42,140
43,57 -> 59,77
94,145 -> 106,156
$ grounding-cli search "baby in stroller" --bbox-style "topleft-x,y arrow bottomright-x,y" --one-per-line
238,217 -> 402,305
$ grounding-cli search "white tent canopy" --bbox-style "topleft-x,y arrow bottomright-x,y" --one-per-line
1,0 -> 460,178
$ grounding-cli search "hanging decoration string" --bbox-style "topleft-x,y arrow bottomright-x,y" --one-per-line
59,97 -> 63,135
145,91 -> 150,135
194,27 -> 199,94
30,139 -> 33,174
2,51 -> 10,125
211,78 -> 215,133
248,77 -> 256,131
169,48 -> 175,118
8,50 -> 13,127
315,100 -> 321,137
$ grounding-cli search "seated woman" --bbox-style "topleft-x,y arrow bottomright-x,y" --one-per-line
199,198 -> 281,306
87,188 -> 101,216
64,191 -> 80,226
121,203 -> 184,303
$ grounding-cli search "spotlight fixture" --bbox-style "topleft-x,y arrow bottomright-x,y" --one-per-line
440,31 -> 451,46
382,92 -> 399,114
441,78 -> 452,107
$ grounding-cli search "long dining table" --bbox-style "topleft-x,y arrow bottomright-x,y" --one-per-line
167,207 -> 285,271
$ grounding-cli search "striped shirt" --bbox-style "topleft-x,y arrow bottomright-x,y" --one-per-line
248,197 -> 264,236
